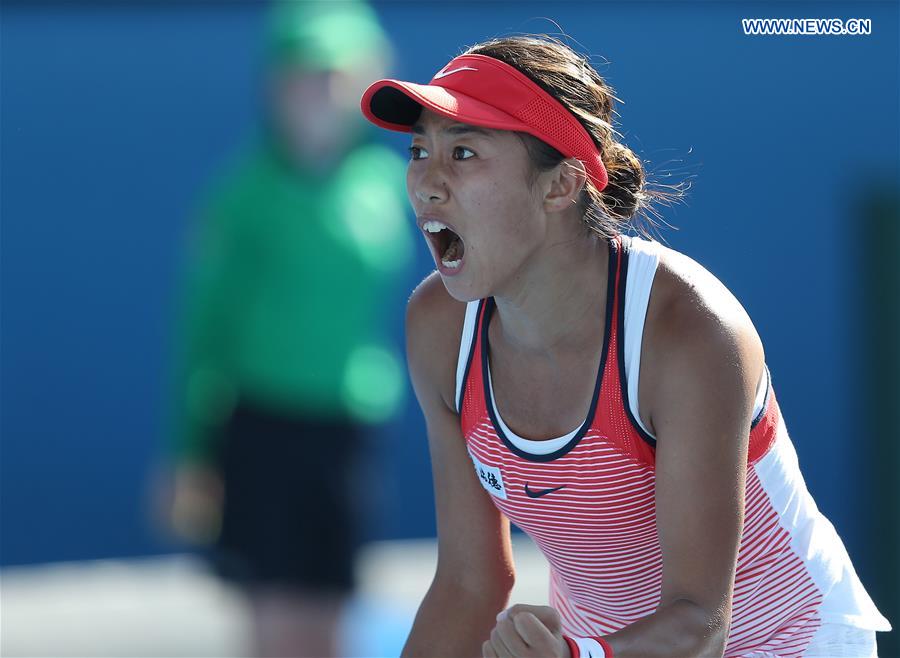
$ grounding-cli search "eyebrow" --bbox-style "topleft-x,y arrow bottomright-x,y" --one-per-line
411,123 -> 494,138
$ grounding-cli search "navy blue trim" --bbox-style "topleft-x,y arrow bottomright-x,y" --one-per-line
750,363 -> 771,429
457,299 -> 486,414
480,237 -> 619,463
613,236 -> 770,441
615,234 -> 660,449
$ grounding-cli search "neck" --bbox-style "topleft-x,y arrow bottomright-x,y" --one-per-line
491,227 -> 611,361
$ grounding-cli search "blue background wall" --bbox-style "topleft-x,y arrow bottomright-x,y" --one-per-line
2,0 -> 897,609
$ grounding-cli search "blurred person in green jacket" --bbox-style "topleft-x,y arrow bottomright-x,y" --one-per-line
164,2 -> 412,656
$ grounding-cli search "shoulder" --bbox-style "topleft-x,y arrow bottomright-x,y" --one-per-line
196,142 -> 277,221
653,244 -> 763,350
405,270 -> 470,414
642,242 -> 766,432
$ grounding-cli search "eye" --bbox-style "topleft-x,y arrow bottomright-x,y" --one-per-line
407,145 -> 474,161
453,146 -> 475,160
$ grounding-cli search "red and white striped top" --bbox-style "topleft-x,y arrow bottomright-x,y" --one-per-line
455,234 -> 890,656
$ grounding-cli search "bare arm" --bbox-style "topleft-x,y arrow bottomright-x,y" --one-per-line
402,273 -> 516,658
599,289 -> 765,658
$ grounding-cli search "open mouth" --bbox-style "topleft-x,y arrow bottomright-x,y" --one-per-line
425,225 -> 466,268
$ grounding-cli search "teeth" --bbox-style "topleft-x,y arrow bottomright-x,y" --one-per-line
422,220 -> 448,233
441,258 -> 461,269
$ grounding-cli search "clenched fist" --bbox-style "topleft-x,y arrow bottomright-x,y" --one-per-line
482,604 -> 571,658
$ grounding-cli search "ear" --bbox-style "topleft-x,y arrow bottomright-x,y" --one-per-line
541,158 -> 587,213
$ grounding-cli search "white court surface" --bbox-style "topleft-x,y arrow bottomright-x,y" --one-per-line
1,536 -> 549,658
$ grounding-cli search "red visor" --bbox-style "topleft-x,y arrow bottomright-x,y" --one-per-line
360,54 -> 609,192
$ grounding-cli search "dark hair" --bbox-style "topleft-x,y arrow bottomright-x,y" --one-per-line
464,35 -> 686,241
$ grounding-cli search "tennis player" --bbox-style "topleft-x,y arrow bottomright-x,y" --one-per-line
360,35 -> 891,657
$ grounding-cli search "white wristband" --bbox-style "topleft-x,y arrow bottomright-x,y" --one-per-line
574,636 -> 612,658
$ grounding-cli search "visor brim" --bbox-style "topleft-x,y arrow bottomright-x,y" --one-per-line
360,79 -> 528,133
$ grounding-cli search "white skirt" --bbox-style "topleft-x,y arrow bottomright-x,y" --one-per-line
737,622 -> 880,657
803,622 -> 879,657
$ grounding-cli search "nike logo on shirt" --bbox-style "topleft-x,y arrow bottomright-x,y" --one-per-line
524,483 -> 567,499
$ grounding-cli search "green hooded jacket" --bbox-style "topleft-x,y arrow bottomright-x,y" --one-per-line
169,1 -> 413,464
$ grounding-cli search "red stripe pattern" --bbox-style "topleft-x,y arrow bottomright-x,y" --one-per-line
459,236 -> 823,656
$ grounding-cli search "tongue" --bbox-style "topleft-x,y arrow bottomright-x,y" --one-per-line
442,235 -> 464,262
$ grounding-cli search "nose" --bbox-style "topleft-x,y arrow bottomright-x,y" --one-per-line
413,158 -> 449,204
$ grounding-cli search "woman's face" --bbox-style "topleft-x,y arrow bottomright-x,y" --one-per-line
407,109 -> 549,301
